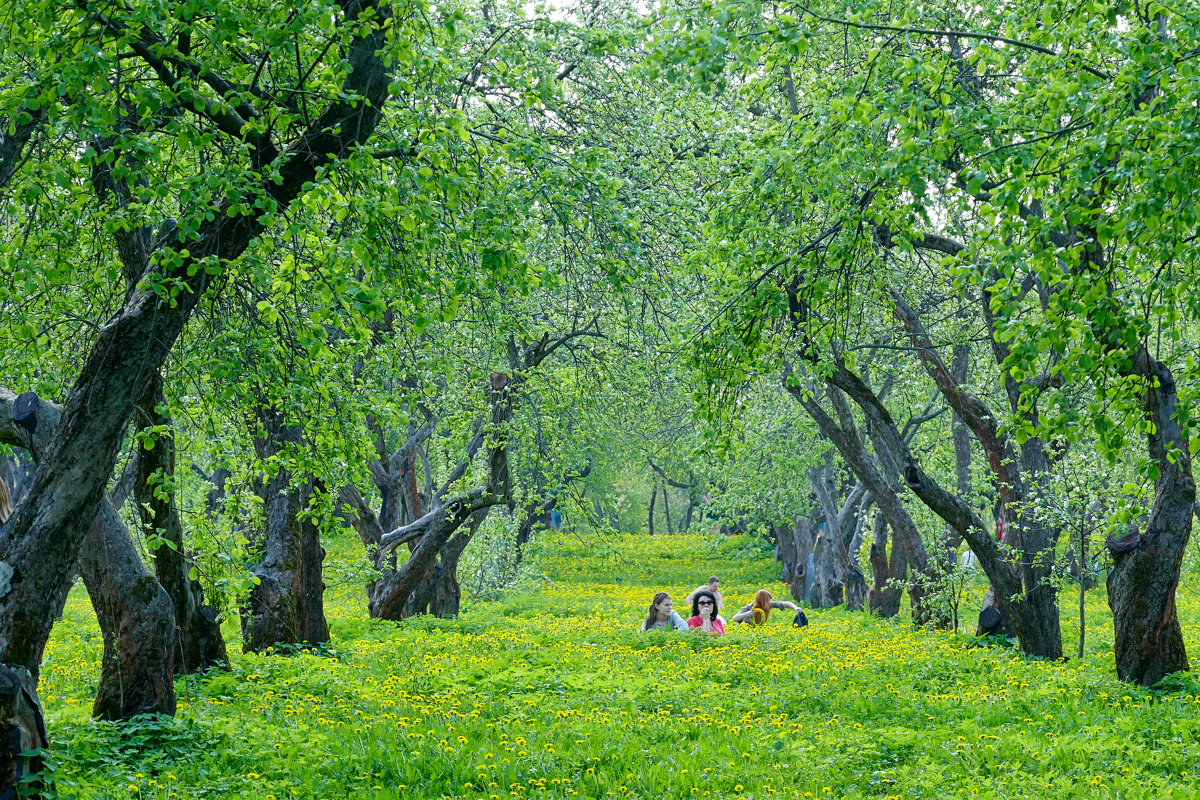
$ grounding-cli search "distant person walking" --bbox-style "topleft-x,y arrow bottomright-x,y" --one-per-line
731,589 -> 798,626
641,592 -> 688,632
685,576 -> 724,612
686,591 -> 725,635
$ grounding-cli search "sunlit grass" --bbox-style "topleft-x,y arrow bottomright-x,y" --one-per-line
40,532 -> 1200,799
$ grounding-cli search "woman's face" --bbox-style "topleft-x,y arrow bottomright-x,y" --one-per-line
656,596 -> 673,617
696,598 -> 714,618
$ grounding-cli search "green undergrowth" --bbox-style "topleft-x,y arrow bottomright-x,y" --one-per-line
38,532 -> 1200,799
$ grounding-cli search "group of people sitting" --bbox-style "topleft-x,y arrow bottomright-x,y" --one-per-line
641,575 -> 802,635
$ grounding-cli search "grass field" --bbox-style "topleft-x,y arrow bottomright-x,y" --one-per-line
39,532 -> 1200,799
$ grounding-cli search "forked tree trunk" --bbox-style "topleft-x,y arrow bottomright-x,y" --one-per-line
868,511 -> 907,618
80,497 -> 177,720
886,289 -> 1062,656
806,523 -> 844,609
788,380 -> 943,625
135,376 -> 228,673
1,395 -> 177,720
242,408 -> 329,652
369,374 -> 514,620
1106,353 -> 1193,685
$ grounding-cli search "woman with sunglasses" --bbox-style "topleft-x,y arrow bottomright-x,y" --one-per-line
686,590 -> 726,635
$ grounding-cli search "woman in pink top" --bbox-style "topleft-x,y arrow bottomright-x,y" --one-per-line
686,591 -> 726,635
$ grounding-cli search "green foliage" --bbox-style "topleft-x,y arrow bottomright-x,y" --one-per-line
39,533 -> 1200,799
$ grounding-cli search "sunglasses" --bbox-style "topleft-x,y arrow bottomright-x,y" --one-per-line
698,600 -> 714,606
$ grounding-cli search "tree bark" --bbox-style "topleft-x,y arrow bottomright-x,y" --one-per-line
368,373 -> 514,620
842,513 -> 868,611
134,376 -> 228,673
80,497 -> 177,720
1106,353 -> 1193,685
868,511 -> 906,617
1,393 -> 177,719
790,515 -> 815,603
661,483 -> 674,535
805,456 -> 867,610
241,407 -> 329,652
648,486 -> 657,536
426,512 -> 488,618
774,521 -> 797,585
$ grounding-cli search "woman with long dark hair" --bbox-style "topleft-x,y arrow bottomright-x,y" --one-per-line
686,590 -> 725,635
642,592 -> 688,632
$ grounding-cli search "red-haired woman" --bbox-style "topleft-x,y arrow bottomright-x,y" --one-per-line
731,589 -> 798,626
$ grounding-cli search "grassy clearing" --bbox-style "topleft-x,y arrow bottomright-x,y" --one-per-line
41,533 -> 1200,799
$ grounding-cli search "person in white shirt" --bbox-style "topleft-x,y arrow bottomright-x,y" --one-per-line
684,576 -> 724,612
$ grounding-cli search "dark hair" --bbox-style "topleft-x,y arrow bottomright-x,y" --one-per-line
692,590 -> 718,619
644,591 -> 671,631
708,576 -> 720,584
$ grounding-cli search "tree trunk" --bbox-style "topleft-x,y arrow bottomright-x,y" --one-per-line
681,496 -> 695,532
788,381 -> 941,624
427,512 -> 487,618
806,521 -> 844,609
868,511 -> 906,618
1106,354 -> 1193,685
662,484 -> 674,535
791,515 -> 815,603
0,664 -> 47,799
369,374 -> 513,620
1,395 -> 178,719
648,486 -> 657,536
842,513 -> 868,611
775,521 -> 797,585
135,376 -> 228,673
241,407 -> 329,652
889,293 -> 1062,656
80,497 -> 177,720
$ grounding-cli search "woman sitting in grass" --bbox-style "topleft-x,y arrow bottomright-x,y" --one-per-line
642,592 -> 688,632
686,591 -> 725,635
731,589 -> 798,626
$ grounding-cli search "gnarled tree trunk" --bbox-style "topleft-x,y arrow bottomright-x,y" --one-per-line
2,393 -> 177,720
790,515 -> 815,603
241,408 -> 329,652
868,511 -> 906,618
1106,353 -> 1192,685
842,513 -> 868,611
81,497 -> 177,720
788,379 -> 943,624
